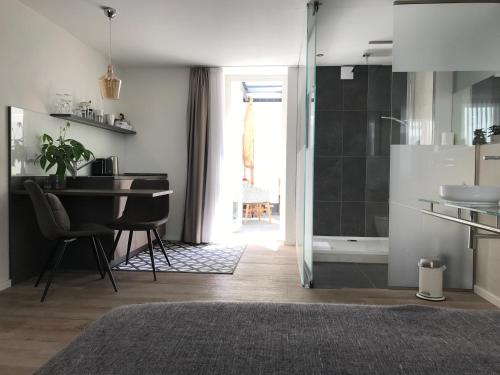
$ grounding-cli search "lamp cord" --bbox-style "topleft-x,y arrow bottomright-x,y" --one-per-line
108,16 -> 112,66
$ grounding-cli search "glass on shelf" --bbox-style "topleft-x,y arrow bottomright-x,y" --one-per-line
62,94 -> 72,115
53,93 -> 73,114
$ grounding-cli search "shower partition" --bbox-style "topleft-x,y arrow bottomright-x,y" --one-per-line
295,1 -> 317,287
297,1 -> 403,288
305,0 -> 404,287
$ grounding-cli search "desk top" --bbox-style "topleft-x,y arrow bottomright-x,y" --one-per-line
12,189 -> 173,198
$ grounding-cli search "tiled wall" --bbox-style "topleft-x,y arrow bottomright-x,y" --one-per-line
313,65 -> 405,237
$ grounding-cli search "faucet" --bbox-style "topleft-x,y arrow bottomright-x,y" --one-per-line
381,116 -> 408,127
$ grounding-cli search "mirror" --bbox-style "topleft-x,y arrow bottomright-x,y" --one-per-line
9,106 -> 55,177
452,72 -> 500,145
388,71 -> 500,146
9,106 -> 120,178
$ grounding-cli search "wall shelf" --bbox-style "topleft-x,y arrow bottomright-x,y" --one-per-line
50,114 -> 136,135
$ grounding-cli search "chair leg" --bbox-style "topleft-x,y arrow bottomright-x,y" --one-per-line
153,229 -> 171,266
40,240 -> 69,302
146,231 -> 157,281
89,237 -> 105,279
93,236 -> 118,292
125,231 -> 134,264
35,242 -> 58,287
110,230 -> 122,260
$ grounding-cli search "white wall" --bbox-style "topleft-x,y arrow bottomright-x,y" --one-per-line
117,68 -> 190,240
0,0 -> 125,290
389,145 -> 475,289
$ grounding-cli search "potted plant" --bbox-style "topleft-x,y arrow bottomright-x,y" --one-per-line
35,123 -> 94,188
473,129 -> 487,145
488,125 -> 500,143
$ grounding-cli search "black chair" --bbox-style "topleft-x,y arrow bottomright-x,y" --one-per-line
108,179 -> 170,281
24,180 -> 118,302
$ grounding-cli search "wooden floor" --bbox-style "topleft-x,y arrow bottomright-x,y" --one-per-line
0,242 -> 494,374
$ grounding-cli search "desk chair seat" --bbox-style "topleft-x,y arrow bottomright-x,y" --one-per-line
24,180 -> 118,302
64,223 -> 113,238
108,179 -> 170,281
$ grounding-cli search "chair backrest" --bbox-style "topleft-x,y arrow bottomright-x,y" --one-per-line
121,179 -> 170,223
24,180 -> 69,240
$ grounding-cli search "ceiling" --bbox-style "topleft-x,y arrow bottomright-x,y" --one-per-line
19,0 -> 307,67
316,0 -> 394,66
19,0 -> 395,68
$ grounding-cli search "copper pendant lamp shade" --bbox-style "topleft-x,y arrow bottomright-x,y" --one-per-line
99,7 -> 121,100
99,64 -> 121,100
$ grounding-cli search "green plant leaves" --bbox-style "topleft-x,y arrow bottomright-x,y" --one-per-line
34,125 -> 94,181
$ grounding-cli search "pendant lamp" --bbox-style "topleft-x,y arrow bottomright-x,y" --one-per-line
98,7 -> 121,100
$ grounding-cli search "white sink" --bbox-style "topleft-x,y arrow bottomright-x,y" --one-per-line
439,185 -> 500,204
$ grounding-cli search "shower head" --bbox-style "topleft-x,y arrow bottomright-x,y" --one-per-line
381,116 -> 408,127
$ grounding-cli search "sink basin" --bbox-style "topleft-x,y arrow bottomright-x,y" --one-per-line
439,185 -> 500,204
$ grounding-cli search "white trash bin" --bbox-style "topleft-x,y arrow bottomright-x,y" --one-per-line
416,258 -> 446,301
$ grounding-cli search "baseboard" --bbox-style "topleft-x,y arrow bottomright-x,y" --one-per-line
0,279 -> 11,291
474,285 -> 500,308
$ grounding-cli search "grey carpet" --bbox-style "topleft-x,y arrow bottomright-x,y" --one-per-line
35,302 -> 500,375
113,241 -> 246,274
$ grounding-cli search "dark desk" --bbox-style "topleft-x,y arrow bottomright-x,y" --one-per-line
12,188 -> 173,198
9,176 -> 171,284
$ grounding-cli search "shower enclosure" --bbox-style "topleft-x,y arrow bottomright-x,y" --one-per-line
295,1 -> 317,287
296,1 -> 406,288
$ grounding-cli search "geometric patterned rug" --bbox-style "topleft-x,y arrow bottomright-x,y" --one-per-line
113,240 -> 246,274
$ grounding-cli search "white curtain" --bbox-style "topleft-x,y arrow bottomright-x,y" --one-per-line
202,68 -> 232,243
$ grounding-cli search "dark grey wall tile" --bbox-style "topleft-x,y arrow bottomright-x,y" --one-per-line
316,67 -> 342,111
365,202 -> 389,237
341,202 -> 365,236
314,157 -> 341,201
313,201 -> 340,236
342,111 -> 367,156
315,111 -> 342,156
314,65 -> 394,238
356,263 -> 388,288
365,157 -> 390,202
366,111 -> 391,156
342,157 -> 366,202
391,72 -> 407,121
343,66 -> 367,111
368,66 -> 392,112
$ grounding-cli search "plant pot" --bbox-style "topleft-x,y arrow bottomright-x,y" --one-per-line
490,134 -> 500,144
